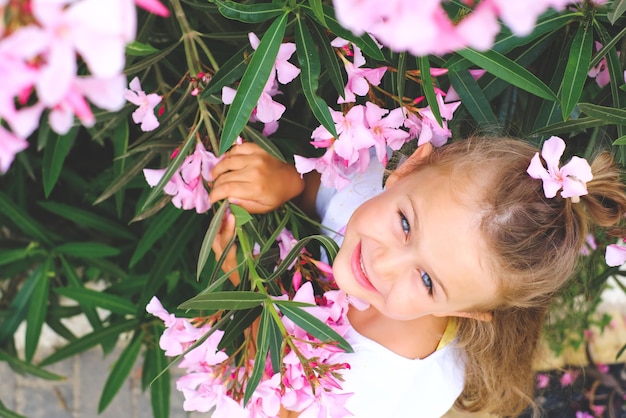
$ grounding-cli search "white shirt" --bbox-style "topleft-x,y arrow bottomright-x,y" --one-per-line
315,156 -> 465,418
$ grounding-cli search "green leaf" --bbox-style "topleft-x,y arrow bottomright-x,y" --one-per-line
264,234 -> 339,282
560,20 -> 593,120
220,13 -> 288,154
396,52 -> 407,108
455,48 -> 557,102
141,126 -> 199,211
42,127 -> 78,198
0,349 -> 63,381
0,401 -> 27,418
0,191 -> 52,245
295,16 -> 338,137
243,306 -> 271,405
125,41 -> 160,56
37,201 -> 134,240
179,291 -> 268,311
0,247 -> 44,267
111,121 -> 129,217
39,319 -> 139,366
307,0 -> 326,26
308,20 -> 345,99
94,150 -> 156,205
54,287 -> 136,316
275,302 -> 353,353
148,338 -> 170,418
98,331 -> 144,413
200,44 -> 251,99
608,0 -> 626,24
266,309 -> 283,374
447,71 -> 497,125
130,204 -> 181,267
243,125 -> 286,162
612,135 -> 626,145
417,56 -> 442,127
55,242 -> 121,258
197,201 -> 228,280
218,306 -> 262,351
530,116 -> 606,136
307,5 -> 385,61
578,103 -> 626,125
213,0 -> 284,22
25,258 -> 52,363
0,263 -> 46,344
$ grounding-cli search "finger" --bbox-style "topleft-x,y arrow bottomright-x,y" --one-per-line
210,178 -> 260,205
226,142 -> 261,156
226,197 -> 273,214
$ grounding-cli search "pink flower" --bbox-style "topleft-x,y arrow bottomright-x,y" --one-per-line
135,0 -> 169,17
143,142 -> 220,213
146,297 -> 207,356
249,32 -> 300,85
560,369 -> 579,386
364,102 -> 410,164
536,373 -> 550,389
124,76 -> 162,132
590,404 -> 606,416
588,42 -> 615,87
575,412 -> 594,418
527,136 -> 593,201
605,242 -> 626,266
579,233 -> 597,256
0,125 -> 29,174
335,43 -> 386,104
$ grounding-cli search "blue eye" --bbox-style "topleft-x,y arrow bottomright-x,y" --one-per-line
421,271 -> 434,296
399,211 -> 410,235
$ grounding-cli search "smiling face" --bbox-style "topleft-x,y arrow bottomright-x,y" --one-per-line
332,159 -> 500,322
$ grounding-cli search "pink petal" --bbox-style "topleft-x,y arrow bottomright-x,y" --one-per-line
606,243 -> 626,266
221,86 -> 236,104
135,0 -> 170,16
76,75 -> 126,111
0,126 -> 29,174
540,136 -> 566,173
561,156 -> 593,182
37,41 -> 76,106
275,60 -> 300,84
560,177 -> 588,199
456,2 -> 500,51
248,32 -> 260,50
143,168 -> 166,186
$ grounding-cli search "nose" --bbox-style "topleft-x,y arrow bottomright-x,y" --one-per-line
370,243 -> 415,282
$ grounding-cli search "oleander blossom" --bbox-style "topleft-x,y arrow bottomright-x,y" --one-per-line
124,76 -> 162,132
526,136 -> 593,202
143,142 -> 221,214
146,282 -> 358,418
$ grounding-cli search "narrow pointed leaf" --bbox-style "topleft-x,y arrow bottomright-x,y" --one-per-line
213,0 -> 284,23
456,48 -> 557,101
578,103 -> 626,125
39,319 -> 139,366
42,127 -> 78,197
55,242 -> 121,258
0,402 -> 27,418
180,291 -> 268,311
148,340 -> 170,418
417,56 -> 442,127
264,234 -> 339,282
98,331 -> 144,413
94,151 -> 155,205
197,201 -> 228,280
220,13 -> 288,155
275,302 -> 352,353
0,263 -> 45,344
141,124 -> 199,211
130,204 -> 182,267
54,287 -> 136,316
25,258 -> 52,363
295,16 -> 337,137
530,116 -> 605,136
447,71 -> 497,125
37,201 -> 134,240
306,5 -> 385,61
200,44 -> 251,99
0,349 -> 63,380
308,20 -> 345,98
267,310 -> 283,374
608,0 -> 626,24
218,306 -> 263,350
612,135 -> 626,145
561,20 -> 593,120
125,41 -> 160,56
111,121 -> 129,217
243,306 -> 271,405
0,191 -> 52,245
396,52 -> 407,108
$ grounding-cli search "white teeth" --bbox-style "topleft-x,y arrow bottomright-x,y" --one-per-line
359,257 -> 367,277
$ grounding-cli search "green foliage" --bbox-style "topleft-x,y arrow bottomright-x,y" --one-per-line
1,0 -> 626,416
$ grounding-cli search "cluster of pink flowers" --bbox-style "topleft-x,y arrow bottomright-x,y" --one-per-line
0,0 -> 168,174
222,33 -> 301,137
143,141 -> 221,214
332,0 -> 583,56
147,281 -> 360,418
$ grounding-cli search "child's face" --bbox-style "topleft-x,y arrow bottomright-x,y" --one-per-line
333,164 -> 499,321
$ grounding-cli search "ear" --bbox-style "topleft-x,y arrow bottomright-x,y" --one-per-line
386,142 -> 434,188
448,311 -> 493,322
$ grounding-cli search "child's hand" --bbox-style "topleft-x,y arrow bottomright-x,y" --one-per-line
210,143 -> 305,214
212,212 -> 240,286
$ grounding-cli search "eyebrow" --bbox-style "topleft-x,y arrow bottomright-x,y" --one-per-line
409,195 -> 449,302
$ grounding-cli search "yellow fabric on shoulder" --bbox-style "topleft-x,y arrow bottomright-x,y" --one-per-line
436,319 -> 458,350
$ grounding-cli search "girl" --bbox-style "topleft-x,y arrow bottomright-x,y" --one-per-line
209,136 -> 626,417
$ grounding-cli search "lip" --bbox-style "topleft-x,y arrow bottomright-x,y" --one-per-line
350,241 -> 378,292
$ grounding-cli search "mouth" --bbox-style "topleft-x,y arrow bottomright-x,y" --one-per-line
350,242 -> 378,292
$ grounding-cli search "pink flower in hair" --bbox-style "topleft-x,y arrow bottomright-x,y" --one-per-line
526,136 -> 593,202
